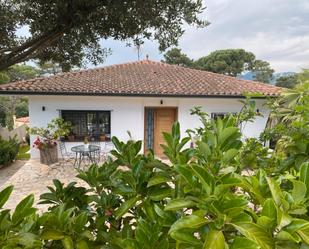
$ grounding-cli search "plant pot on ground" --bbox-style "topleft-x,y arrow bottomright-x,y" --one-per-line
39,146 -> 58,165
100,133 -> 106,141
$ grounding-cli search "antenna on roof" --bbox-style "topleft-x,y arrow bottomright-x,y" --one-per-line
136,43 -> 141,61
133,37 -> 144,61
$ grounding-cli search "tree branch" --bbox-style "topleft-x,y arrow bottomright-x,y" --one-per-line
0,27 -> 67,71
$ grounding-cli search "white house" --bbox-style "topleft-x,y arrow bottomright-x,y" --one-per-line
0,60 -> 282,158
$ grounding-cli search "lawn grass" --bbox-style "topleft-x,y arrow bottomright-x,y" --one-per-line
17,145 -> 30,160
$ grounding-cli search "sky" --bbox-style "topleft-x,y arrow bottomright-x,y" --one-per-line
98,0 -> 309,73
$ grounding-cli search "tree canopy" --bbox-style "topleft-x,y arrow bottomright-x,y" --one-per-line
0,64 -> 39,84
274,70 -> 309,89
299,69 -> 309,83
276,74 -> 299,89
195,49 -> 255,77
0,0 -> 207,71
163,48 -> 275,83
162,48 -> 194,68
251,59 -> 274,83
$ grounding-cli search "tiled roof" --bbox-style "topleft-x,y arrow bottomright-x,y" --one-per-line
0,60 -> 282,97
15,116 -> 29,123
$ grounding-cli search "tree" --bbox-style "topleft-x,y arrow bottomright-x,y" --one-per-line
276,74 -> 298,88
0,0 -> 207,71
252,59 -> 274,83
0,64 -> 38,129
0,64 -> 39,84
299,69 -> 309,83
0,72 -> 10,84
36,61 -> 62,76
162,48 -> 194,68
15,97 -> 29,118
195,49 -> 255,76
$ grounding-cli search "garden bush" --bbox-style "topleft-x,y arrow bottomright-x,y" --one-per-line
0,136 -> 19,166
0,83 -> 309,248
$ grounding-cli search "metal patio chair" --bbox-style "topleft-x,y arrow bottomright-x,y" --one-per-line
59,140 -> 75,165
101,141 -> 114,161
89,140 -> 101,164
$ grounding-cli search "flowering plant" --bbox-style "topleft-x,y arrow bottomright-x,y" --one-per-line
33,137 -> 57,150
30,118 -> 71,151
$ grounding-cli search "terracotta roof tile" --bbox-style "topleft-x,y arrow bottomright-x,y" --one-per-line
0,60 -> 282,97
15,116 -> 29,123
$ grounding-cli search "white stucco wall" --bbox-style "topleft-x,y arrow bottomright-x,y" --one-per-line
29,95 -> 269,158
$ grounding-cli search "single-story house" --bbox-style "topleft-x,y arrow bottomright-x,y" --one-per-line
0,60 -> 282,158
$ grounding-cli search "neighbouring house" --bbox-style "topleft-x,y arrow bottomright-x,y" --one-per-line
0,60 -> 282,158
0,115 -> 28,142
14,116 -> 29,128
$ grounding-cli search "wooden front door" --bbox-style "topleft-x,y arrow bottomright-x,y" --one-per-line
153,108 -> 177,157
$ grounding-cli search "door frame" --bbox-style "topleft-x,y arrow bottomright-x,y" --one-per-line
144,106 -> 178,155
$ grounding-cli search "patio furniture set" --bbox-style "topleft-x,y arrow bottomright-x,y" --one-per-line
59,141 -> 114,168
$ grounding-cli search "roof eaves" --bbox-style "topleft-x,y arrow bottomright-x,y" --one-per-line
0,90 -> 276,99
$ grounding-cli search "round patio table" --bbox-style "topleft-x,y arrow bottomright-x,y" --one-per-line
71,145 -> 100,168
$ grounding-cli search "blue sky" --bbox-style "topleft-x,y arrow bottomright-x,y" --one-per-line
98,0 -> 309,73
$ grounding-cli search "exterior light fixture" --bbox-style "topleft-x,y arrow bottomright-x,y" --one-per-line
42,106 -> 46,111
160,100 -> 163,105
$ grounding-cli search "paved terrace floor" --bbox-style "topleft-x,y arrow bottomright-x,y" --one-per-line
0,160 -> 26,186
0,160 -> 87,211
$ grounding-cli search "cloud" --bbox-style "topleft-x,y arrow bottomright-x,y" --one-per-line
177,0 -> 309,72
100,0 -> 309,72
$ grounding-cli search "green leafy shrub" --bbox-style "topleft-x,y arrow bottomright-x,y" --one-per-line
261,82 -> 309,172
0,86 -> 309,248
0,136 -> 19,166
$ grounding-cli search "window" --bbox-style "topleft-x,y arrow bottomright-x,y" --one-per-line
61,110 -> 111,141
145,108 -> 155,150
211,112 -> 230,120
212,112 -> 244,131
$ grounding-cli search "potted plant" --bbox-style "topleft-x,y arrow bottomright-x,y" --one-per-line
105,134 -> 111,141
100,132 -> 106,141
84,136 -> 89,149
30,118 -> 71,165
84,134 -> 90,142
68,130 -> 75,142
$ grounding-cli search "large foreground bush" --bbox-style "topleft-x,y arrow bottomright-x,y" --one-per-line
0,136 -> 19,166
1,84 -> 309,249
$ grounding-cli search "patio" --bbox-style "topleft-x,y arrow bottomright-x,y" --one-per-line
0,159 -> 88,211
